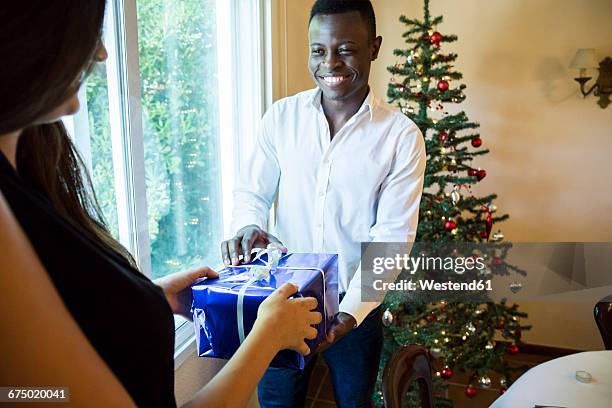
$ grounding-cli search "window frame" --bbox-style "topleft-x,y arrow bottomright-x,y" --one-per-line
67,0 -> 271,362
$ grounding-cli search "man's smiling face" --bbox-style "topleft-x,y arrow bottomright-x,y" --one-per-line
308,11 -> 381,103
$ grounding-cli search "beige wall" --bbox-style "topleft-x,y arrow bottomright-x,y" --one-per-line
271,0 -> 612,350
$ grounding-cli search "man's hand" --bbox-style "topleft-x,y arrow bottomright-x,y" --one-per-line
221,224 -> 287,266
314,312 -> 357,354
154,267 -> 219,320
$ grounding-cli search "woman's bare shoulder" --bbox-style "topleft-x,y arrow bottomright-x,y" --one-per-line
0,189 -> 136,407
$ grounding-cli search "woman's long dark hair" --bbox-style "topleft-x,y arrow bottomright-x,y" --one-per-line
0,1 -> 136,267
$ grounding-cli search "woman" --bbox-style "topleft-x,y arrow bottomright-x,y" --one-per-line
0,1 -> 320,407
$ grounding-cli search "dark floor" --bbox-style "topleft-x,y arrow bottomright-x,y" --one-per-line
305,346 -> 572,408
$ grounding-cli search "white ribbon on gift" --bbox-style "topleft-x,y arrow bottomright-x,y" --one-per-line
225,244 -> 328,344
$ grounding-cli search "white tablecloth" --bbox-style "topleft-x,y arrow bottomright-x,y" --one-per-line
491,351 -> 612,408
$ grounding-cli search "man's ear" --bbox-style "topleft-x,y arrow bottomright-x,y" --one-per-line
371,36 -> 383,61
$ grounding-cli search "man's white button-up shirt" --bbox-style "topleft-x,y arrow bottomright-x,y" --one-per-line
232,88 -> 426,326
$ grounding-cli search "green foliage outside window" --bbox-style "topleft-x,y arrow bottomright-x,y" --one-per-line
86,0 -> 223,279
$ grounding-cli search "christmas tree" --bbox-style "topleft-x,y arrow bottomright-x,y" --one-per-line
374,1 -> 531,405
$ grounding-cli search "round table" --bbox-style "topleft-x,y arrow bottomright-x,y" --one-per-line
491,351 -> 612,408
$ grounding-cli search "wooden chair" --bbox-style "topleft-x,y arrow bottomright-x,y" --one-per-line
382,345 -> 434,408
594,294 -> 612,350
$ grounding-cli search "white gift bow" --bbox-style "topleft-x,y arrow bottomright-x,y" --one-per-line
225,246 -> 328,344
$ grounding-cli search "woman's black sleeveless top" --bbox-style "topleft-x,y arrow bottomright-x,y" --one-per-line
0,151 -> 176,407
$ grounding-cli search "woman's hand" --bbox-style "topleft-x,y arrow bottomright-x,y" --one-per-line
154,267 -> 219,320
253,283 -> 322,356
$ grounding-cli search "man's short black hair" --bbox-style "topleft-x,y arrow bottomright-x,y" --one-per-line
309,0 -> 376,40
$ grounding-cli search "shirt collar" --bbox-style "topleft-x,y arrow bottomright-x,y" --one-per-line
306,87 -> 378,122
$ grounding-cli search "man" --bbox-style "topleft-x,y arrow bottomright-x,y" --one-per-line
221,0 -> 425,406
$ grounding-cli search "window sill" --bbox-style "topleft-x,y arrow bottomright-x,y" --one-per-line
174,316 -> 196,370
175,334 -> 196,370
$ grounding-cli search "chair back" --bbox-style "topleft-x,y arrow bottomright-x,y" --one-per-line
594,295 -> 612,350
382,345 -> 434,408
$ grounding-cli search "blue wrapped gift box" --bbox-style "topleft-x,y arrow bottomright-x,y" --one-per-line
191,252 -> 339,369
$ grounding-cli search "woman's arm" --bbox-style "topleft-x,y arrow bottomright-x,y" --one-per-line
184,284 -> 321,408
0,189 -> 320,408
0,191 -> 136,407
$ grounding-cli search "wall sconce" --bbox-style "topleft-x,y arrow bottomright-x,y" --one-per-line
570,48 -> 612,109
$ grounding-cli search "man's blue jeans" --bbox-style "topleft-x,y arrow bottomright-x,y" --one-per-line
258,306 -> 383,408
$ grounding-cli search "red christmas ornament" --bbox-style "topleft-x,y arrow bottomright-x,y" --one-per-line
497,319 -> 505,329
485,211 -> 493,238
492,257 -> 504,266
437,80 -> 449,92
507,344 -> 520,355
467,169 -> 478,177
438,131 -> 448,142
471,137 -> 482,147
476,169 -> 487,181
465,385 -> 477,398
479,231 -> 488,239
429,31 -> 443,44
444,220 -> 457,230
440,366 -> 453,379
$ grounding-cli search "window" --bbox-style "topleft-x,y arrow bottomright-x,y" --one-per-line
64,0 -> 267,352
136,0 -> 223,279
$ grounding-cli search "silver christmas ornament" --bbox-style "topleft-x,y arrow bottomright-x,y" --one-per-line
509,281 -> 523,294
451,189 -> 462,205
488,204 -> 497,212
492,230 -> 504,241
479,265 -> 492,276
478,375 -> 492,389
499,377 -> 507,387
382,308 -> 394,327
